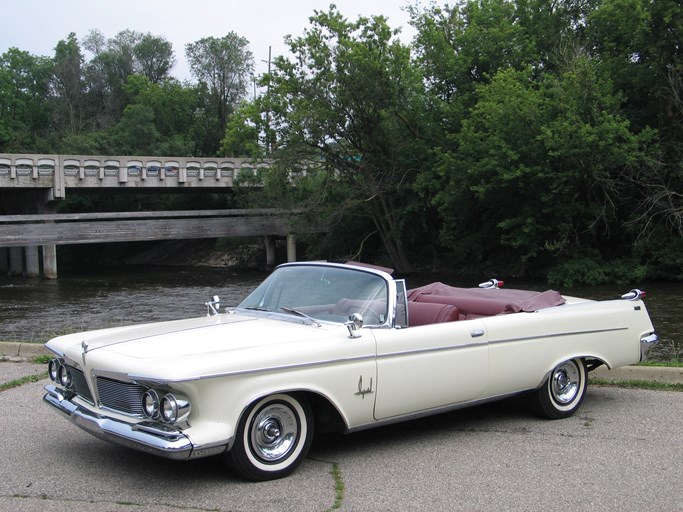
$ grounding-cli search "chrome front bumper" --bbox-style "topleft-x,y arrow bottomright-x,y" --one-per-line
43,385 -> 228,461
640,333 -> 659,361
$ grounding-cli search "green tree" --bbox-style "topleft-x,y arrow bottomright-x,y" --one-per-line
433,57 -> 654,278
585,0 -> 682,249
0,47 -> 52,151
185,33 -> 254,155
113,102 -> 160,154
111,74 -> 197,155
262,6 -> 428,272
133,33 -> 176,84
220,100 -> 267,158
82,29 -> 176,130
51,33 -> 85,135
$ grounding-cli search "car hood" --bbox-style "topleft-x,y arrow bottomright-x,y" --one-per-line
46,311 -> 368,382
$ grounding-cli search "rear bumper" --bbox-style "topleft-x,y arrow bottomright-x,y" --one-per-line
640,333 -> 659,361
43,384 -> 228,460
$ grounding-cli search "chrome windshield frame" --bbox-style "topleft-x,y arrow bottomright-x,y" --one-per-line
236,262 -> 399,329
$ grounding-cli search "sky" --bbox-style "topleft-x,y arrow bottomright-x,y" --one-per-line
1,0 -> 417,84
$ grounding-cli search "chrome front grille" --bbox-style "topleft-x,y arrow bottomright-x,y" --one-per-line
96,377 -> 146,416
63,365 -> 94,403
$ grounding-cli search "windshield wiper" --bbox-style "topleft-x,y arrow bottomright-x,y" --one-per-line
240,306 -> 271,312
280,306 -> 321,327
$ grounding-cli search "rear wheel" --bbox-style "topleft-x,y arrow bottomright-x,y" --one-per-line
530,358 -> 587,419
226,393 -> 313,481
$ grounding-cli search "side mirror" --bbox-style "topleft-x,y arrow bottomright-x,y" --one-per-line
206,295 -> 221,316
345,312 -> 364,339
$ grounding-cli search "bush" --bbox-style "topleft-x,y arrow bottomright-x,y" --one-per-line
547,255 -> 647,287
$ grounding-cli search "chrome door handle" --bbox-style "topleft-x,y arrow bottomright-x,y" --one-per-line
470,329 -> 485,338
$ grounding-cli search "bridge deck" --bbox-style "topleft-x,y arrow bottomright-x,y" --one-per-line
0,210 -> 325,248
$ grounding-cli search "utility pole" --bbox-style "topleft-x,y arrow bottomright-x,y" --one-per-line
262,46 -> 272,155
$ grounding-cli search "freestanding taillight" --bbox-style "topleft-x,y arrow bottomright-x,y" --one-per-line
621,289 -> 645,300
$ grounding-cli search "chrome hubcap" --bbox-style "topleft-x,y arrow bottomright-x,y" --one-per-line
551,361 -> 580,404
250,403 -> 298,462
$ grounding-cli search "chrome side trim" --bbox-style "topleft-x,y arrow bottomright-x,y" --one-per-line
128,353 -> 378,383
488,327 -> 628,345
130,341 -> 491,384
376,341 -> 489,361
43,384 -> 229,461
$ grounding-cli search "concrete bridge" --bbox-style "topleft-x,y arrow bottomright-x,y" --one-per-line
0,154 -> 322,278
0,153 -> 272,198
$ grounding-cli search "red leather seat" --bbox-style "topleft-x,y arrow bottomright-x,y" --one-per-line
407,301 -> 461,326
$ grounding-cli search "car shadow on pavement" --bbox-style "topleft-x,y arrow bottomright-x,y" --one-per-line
309,395 -> 536,460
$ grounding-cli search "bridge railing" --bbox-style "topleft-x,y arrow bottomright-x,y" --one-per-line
0,154 -> 273,197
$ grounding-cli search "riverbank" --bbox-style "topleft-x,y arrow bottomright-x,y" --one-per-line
122,239 -> 268,269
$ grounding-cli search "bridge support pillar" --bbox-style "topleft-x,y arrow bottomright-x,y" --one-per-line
264,236 -> 276,270
0,248 -> 7,274
25,246 -> 40,277
42,245 -> 58,279
8,247 -> 23,276
286,234 -> 296,262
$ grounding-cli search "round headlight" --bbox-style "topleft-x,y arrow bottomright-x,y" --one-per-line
160,394 -> 178,423
142,390 -> 160,418
159,393 -> 191,424
48,359 -> 61,382
58,364 -> 72,388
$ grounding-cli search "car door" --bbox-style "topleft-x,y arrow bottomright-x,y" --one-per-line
372,320 -> 489,420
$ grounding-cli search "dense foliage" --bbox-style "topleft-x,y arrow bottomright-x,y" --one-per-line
0,29 -> 252,156
1,1 -> 681,283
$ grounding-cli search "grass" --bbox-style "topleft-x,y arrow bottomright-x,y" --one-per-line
0,373 -> 47,392
637,360 -> 682,368
326,463 -> 345,511
589,378 -> 683,392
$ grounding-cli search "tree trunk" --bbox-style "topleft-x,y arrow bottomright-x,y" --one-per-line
365,196 -> 414,274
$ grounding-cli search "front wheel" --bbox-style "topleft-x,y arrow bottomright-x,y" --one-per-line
225,393 -> 313,481
530,358 -> 587,419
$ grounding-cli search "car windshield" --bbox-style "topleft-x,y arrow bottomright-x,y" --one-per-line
237,265 -> 389,325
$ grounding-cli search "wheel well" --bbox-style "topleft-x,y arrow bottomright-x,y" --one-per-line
234,389 -> 348,439
583,357 -> 609,372
295,391 -> 348,434
535,356 -> 604,390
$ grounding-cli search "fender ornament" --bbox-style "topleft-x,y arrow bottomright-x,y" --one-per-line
355,375 -> 373,399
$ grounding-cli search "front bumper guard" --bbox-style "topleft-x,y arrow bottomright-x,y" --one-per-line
43,384 -> 228,461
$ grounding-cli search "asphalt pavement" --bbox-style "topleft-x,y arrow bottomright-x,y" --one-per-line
1,353 -> 681,512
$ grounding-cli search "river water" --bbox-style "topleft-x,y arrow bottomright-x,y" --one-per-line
0,265 -> 679,361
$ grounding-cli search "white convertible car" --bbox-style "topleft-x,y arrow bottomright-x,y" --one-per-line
44,261 -> 658,480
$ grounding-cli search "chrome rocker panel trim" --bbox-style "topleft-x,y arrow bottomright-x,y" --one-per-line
43,384 -> 229,461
